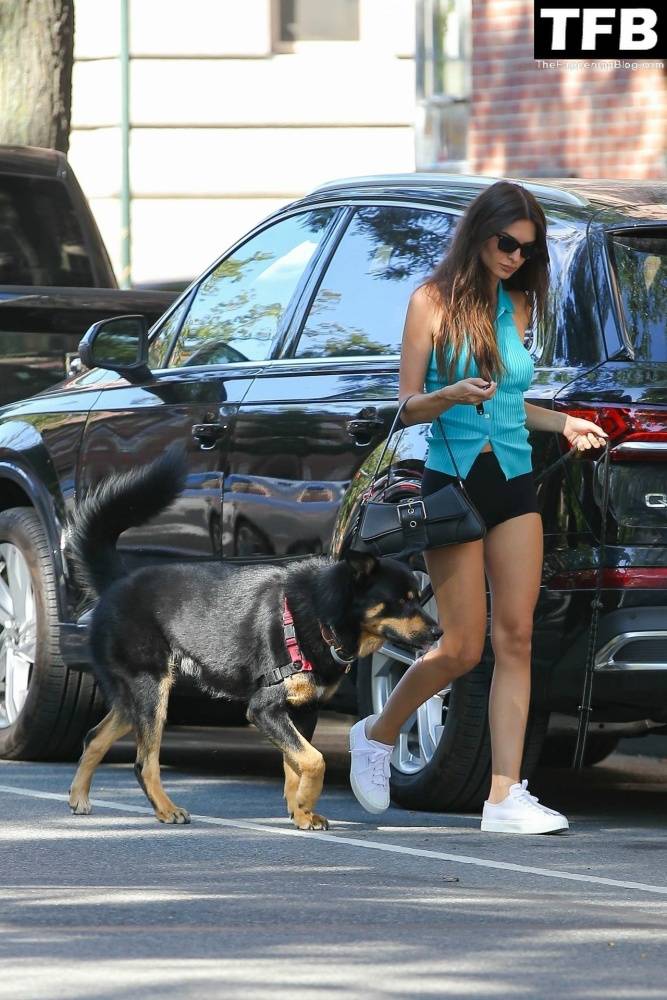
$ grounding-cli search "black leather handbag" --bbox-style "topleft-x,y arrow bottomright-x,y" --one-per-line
352,396 -> 486,557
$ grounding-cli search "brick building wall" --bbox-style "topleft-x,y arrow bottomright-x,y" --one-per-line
469,0 -> 667,179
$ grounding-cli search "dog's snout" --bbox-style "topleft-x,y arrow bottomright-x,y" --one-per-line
430,624 -> 443,642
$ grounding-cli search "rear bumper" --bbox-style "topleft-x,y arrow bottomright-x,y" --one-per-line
541,605 -> 667,718
595,627 -> 667,671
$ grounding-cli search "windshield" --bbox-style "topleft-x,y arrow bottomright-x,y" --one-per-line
609,230 -> 667,361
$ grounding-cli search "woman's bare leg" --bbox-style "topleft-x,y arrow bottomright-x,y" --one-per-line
368,538 -> 488,746
483,512 -> 543,804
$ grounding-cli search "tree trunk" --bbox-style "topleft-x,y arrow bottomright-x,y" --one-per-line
0,0 -> 74,153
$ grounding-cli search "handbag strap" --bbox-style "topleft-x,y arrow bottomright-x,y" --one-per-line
369,394 -> 466,490
368,394 -> 415,485
434,413 -> 465,487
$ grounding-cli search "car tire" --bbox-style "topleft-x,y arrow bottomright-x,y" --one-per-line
0,508 -> 104,760
355,573 -> 548,813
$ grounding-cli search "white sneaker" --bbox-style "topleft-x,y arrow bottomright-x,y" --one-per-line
349,714 -> 393,814
480,779 -> 569,834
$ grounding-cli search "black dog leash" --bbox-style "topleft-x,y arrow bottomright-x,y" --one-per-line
500,434 -> 612,768
572,438 -> 611,769
369,402 -> 611,766
532,434 -> 582,485
409,433 -> 611,769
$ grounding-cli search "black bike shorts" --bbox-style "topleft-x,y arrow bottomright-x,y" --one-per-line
420,450 -> 539,533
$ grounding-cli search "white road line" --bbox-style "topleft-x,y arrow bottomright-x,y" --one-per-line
1,782 -> 666,897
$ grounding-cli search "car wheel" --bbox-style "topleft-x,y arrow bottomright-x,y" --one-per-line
0,508 -> 104,760
356,572 -> 548,812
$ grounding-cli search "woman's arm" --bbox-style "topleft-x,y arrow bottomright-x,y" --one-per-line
525,400 -> 609,449
524,401 -> 566,433
398,288 -> 453,425
398,288 -> 496,426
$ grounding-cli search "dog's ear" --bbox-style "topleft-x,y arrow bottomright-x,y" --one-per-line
344,550 -> 378,581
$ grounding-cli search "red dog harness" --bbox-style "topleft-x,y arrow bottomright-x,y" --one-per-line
283,599 -> 314,674
257,598 -> 353,688
256,599 -> 314,688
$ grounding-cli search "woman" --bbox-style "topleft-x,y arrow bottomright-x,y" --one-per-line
349,180 -> 608,835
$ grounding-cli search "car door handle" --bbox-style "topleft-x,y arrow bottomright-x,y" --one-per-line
192,422 -> 225,448
346,417 -> 385,440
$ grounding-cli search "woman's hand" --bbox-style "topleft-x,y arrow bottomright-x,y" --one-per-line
563,414 -> 609,451
440,378 -> 497,407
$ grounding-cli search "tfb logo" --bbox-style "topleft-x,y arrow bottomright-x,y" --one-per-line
534,2 -> 665,59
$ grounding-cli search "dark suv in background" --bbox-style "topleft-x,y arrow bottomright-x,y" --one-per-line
0,145 -> 178,407
0,173 -> 664,812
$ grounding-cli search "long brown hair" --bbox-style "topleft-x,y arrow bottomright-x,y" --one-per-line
422,181 -> 549,384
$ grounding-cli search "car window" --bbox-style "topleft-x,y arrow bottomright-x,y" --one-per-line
148,296 -> 190,368
609,230 -> 667,361
293,206 -> 455,358
169,209 -> 338,367
523,229 -> 608,366
0,175 -> 94,286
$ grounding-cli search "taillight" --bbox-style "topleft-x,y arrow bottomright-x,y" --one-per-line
554,403 -> 667,461
552,401 -> 666,558
547,567 -> 667,590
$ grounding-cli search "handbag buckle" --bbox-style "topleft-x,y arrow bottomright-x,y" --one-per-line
397,498 -> 425,529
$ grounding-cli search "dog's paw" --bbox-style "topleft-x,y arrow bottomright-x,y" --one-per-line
69,795 -> 92,816
156,805 -> 191,825
293,811 -> 329,831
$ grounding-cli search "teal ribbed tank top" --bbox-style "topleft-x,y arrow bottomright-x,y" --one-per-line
424,281 -> 535,481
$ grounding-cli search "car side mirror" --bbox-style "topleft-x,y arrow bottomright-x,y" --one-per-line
79,315 -> 151,383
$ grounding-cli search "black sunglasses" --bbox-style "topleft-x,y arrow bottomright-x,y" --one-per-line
496,232 -> 538,260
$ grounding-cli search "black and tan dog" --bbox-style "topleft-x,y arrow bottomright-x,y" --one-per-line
67,448 -> 440,830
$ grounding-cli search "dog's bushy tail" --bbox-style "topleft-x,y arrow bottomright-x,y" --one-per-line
69,444 -> 188,599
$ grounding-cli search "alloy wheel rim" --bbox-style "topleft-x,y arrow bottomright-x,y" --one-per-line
0,543 -> 36,727
370,571 -> 450,775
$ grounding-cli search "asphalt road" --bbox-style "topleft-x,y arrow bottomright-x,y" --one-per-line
1,717 -> 666,1000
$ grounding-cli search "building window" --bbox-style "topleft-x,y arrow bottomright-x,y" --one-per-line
277,0 -> 360,43
416,0 -> 471,171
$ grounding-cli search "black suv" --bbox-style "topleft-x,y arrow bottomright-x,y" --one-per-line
0,174 -> 664,812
